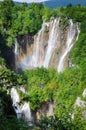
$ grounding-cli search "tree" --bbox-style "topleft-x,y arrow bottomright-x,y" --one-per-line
0,0 -> 14,29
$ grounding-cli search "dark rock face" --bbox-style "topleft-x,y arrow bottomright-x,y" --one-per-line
3,34 -> 34,71
0,33 -> 15,70
2,94 -> 16,116
3,46 -> 15,70
17,34 -> 34,54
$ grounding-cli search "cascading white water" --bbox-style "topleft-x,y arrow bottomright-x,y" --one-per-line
11,88 -> 21,119
15,39 -> 19,55
76,23 -> 80,41
21,103 -> 31,121
14,39 -> 19,70
44,18 -> 60,68
19,22 -> 46,69
30,22 -> 45,67
11,87 -> 31,121
57,19 -> 76,72
48,101 -> 53,116
14,18 -> 79,72
17,18 -> 60,69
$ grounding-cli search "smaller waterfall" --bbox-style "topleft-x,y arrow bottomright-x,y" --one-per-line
21,103 -> 31,121
57,19 -> 76,72
44,18 -> 60,68
14,39 -> 19,70
11,88 -> 21,119
11,87 -> 31,121
76,23 -> 80,41
14,39 -> 19,56
48,100 -> 53,116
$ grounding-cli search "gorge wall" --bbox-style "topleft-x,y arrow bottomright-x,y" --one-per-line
14,18 -> 79,72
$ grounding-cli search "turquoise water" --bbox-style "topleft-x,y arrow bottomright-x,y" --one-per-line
43,0 -> 86,8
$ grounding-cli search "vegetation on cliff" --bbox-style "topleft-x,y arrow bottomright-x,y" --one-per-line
0,0 -> 86,130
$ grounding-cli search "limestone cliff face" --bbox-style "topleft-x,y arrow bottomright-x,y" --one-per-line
14,18 -> 79,72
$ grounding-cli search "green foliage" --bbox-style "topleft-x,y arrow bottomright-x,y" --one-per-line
71,19 -> 86,68
42,7 -> 52,21
59,5 -> 86,22
0,0 -> 14,29
36,116 -> 66,130
0,66 -> 30,130
23,67 -> 58,110
11,3 -> 44,35
0,68 -> 26,90
0,1 -> 44,46
54,67 -> 85,115
0,116 -> 31,130
71,107 -> 86,130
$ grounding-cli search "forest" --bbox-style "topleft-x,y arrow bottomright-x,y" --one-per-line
0,0 -> 86,130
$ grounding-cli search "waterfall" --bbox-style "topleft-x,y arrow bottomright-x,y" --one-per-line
14,39 -> 19,62
76,23 -> 80,41
14,18 -> 79,72
14,39 -> 19,70
11,87 -> 31,121
15,39 -> 19,55
11,88 -> 21,119
44,18 -> 60,68
17,18 -> 60,69
19,22 -> 46,69
21,103 -> 31,121
48,100 -> 53,116
30,22 -> 46,68
57,19 -> 76,72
